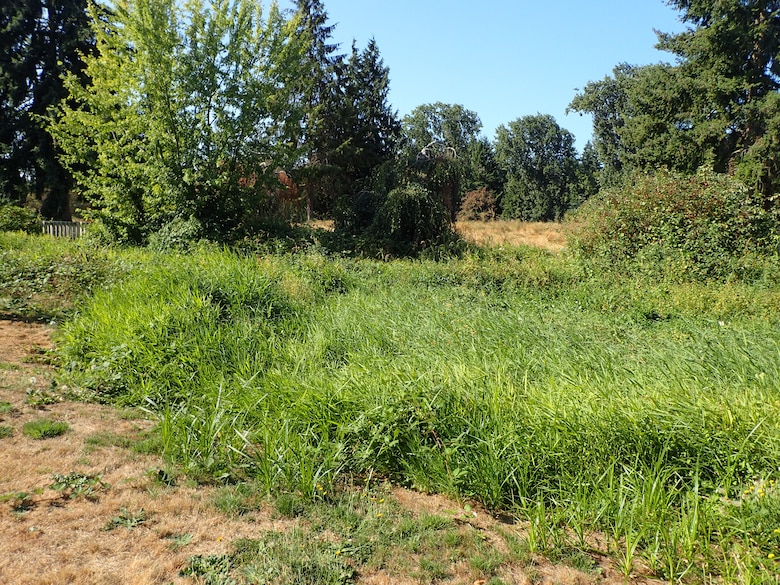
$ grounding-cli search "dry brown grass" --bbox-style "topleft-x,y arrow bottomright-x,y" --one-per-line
455,220 -> 567,251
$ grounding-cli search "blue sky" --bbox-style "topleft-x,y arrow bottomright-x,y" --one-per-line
282,1 -> 688,151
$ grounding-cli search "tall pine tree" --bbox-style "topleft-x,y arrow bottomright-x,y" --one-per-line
0,0 -> 92,218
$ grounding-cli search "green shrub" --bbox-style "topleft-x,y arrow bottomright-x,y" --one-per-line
566,167 -> 779,280
0,204 -> 40,234
373,183 -> 454,255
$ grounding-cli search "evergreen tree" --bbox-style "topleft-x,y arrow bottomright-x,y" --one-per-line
326,39 -> 400,193
292,0 -> 341,217
0,0 -> 92,218
570,1 -> 780,199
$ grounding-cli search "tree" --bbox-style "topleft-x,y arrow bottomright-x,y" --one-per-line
462,137 -> 506,197
570,1 -> 780,199
495,114 -> 579,221
49,0 -> 307,243
400,103 -> 484,220
0,0 -> 92,218
401,102 -> 482,159
291,0 -> 341,218
324,39 -> 400,193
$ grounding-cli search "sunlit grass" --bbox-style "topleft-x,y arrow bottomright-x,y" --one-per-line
4,232 -> 780,579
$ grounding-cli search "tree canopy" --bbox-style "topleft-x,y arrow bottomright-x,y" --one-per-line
49,0 -> 307,243
570,0 -> 780,199
496,114 -> 579,221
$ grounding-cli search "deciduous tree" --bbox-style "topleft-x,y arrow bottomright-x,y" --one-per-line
49,0 -> 306,243
495,114 -> 579,221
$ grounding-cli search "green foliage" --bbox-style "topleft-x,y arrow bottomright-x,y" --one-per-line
496,114 -> 579,221
567,168 -> 779,279
104,508 -> 147,530
0,0 -> 92,219
0,204 -> 40,234
50,472 -> 107,500
0,232 -> 130,320
570,3 -> 780,203
24,235 -> 779,579
372,184 -> 455,254
0,425 -> 13,439
22,419 -> 69,439
401,102 -> 482,160
49,0 -> 307,244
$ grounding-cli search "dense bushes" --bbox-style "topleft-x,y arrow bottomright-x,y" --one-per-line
0,204 -> 41,234
566,168 -> 779,280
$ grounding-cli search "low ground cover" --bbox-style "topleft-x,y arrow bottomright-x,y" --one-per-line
2,230 -> 780,582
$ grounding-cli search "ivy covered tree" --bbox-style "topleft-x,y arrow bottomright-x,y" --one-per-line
495,114 -> 579,221
48,0 -> 307,243
0,0 -> 92,218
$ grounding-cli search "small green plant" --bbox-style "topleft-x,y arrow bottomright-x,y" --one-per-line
22,418 -> 69,439
0,425 -> 13,438
166,532 -> 193,551
0,204 -> 40,234
0,401 -> 14,415
274,492 -> 307,518
50,472 -> 108,500
180,554 -> 234,584
104,507 -> 147,530
25,387 -> 60,408
1,491 -> 35,513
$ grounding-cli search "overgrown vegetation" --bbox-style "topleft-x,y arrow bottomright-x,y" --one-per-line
1,229 -> 774,581
566,168 -> 780,280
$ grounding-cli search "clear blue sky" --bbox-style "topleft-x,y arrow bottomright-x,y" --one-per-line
282,1 -> 688,151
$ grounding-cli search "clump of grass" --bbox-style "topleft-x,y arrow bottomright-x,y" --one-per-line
22,418 -> 69,439
0,425 -> 13,438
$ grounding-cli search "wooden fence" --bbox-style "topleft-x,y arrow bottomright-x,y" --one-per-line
41,221 -> 88,239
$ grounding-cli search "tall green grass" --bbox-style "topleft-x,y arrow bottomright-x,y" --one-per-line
10,234 -> 777,580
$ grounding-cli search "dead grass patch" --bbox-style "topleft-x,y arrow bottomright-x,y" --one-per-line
456,220 -> 567,251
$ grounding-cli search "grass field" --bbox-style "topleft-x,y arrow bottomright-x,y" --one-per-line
2,226 -> 780,583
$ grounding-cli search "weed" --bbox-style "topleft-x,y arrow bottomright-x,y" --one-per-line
22,418 -> 69,439
0,401 -> 13,415
50,472 -> 108,500
166,532 -> 193,551
1,491 -> 35,513
104,508 -> 147,530
25,387 -> 60,408
0,425 -> 13,438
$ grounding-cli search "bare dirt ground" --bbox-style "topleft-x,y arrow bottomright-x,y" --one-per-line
0,320 -> 643,585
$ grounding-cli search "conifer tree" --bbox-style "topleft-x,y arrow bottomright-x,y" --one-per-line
0,0 -> 92,218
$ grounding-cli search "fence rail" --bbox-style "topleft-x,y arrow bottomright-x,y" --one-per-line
41,221 -> 88,239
